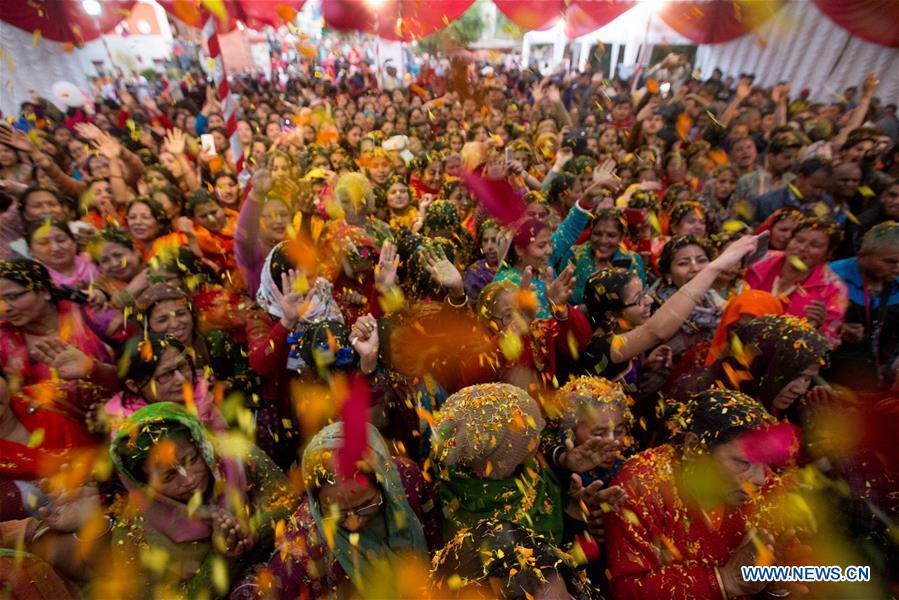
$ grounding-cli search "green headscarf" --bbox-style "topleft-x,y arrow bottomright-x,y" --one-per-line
302,422 -> 428,589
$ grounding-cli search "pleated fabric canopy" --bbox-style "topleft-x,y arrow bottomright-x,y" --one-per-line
0,0 -> 136,43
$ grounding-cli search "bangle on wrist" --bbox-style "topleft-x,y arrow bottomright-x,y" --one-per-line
30,522 -> 52,544
74,516 -> 112,542
713,566 -> 729,600
445,292 -> 467,308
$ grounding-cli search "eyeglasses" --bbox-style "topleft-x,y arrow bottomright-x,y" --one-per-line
153,360 -> 195,387
622,291 -> 649,308
324,491 -> 384,524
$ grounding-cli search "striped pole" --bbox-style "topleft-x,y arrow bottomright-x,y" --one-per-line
202,15 -> 244,173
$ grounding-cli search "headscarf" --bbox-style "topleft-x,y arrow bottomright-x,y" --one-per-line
298,320 -> 357,375
672,389 -> 776,451
109,402 -> 247,543
433,383 -> 544,478
256,242 -> 344,370
696,315 -> 829,412
432,384 -> 562,541
301,422 -> 428,588
557,375 -> 633,430
431,519 -> 594,600
321,222 -> 379,281
755,207 -> 801,236
136,282 -> 192,319
423,199 -> 460,236
705,290 -> 783,365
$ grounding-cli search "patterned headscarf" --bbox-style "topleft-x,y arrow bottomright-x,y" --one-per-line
302,422 -> 428,588
673,389 -> 776,451
432,383 -> 545,480
256,242 -> 344,370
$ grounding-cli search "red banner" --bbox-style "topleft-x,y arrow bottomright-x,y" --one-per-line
321,0 -> 475,41
0,0 -> 136,43
494,0 -> 635,39
812,0 -> 899,48
658,0 -> 785,45
157,0 -> 305,32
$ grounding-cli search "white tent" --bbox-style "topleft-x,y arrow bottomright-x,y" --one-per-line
520,0 -> 899,103
694,1 -> 899,103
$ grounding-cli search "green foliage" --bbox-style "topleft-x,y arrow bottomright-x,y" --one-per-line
418,0 -> 486,53
139,68 -> 160,81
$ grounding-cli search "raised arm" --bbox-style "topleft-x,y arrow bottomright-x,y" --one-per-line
830,72 -> 879,151
610,235 -> 758,363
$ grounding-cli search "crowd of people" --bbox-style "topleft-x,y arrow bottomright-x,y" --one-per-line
0,50 -> 898,599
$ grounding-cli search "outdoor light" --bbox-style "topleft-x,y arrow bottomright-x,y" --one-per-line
82,0 -> 102,16
363,0 -> 388,9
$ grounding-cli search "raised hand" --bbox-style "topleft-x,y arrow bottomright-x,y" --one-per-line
272,269 -> 309,330
839,322 -> 865,344
174,216 -> 196,236
163,128 -> 187,155
771,83 -> 791,104
644,344 -> 673,371
350,313 -> 380,374
31,339 -> 95,380
423,245 -> 463,294
36,482 -> 103,533
531,80 -> 546,104
0,126 -> 37,153
584,484 -> 629,541
735,76 -> 753,100
567,473 -> 605,519
862,72 -> 879,97
545,265 -> 576,310
250,167 -> 274,199
709,234 -> 758,273
592,158 -> 620,187
804,300 -> 827,328
91,133 -> 122,159
418,193 -> 436,217
74,122 -> 104,141
374,240 -> 399,289
559,435 -> 622,473
554,146 -> 574,170
719,530 -> 774,597
212,508 -> 255,560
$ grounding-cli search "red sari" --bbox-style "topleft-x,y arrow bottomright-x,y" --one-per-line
1,383 -> 99,518
605,445 -> 773,600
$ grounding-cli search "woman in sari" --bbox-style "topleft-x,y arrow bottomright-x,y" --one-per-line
135,282 -> 253,392
745,216 -> 848,346
103,333 -> 226,432
0,371 -> 98,518
0,259 -> 117,395
674,314 -> 830,420
647,236 -> 724,364
125,197 -> 190,262
264,422 -> 438,598
26,218 -> 99,290
109,402 -> 295,598
560,207 -> 646,305
604,390 -> 794,600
